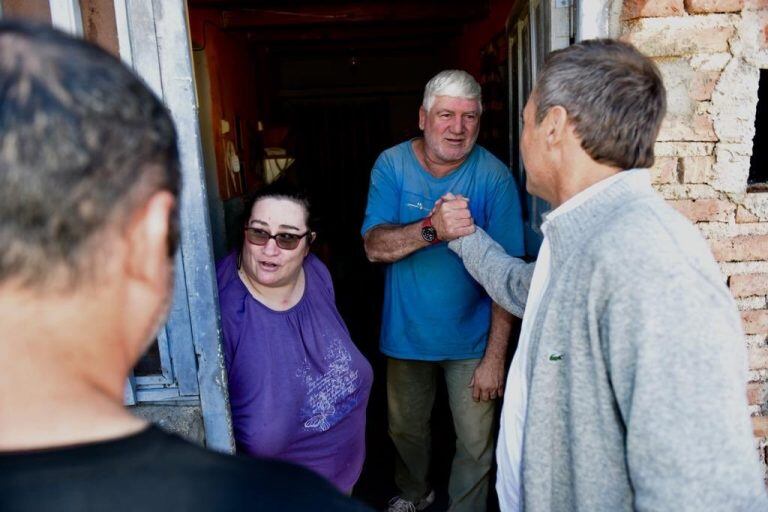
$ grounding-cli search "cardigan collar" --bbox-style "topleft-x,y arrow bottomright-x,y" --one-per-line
541,169 -> 655,262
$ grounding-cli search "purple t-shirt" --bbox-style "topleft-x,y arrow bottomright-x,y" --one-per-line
216,252 -> 373,493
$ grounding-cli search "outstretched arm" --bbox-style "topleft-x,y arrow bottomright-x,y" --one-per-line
448,228 -> 534,318
363,222 -> 430,263
364,196 -> 475,263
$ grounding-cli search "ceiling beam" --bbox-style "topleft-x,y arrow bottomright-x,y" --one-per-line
242,23 -> 461,47
219,3 -> 487,29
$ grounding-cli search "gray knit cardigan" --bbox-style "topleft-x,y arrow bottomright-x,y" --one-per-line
448,174 -> 767,511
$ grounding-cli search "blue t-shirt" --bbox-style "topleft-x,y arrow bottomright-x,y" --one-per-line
361,140 -> 525,360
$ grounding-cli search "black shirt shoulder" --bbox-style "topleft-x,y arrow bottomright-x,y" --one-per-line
0,426 -> 371,512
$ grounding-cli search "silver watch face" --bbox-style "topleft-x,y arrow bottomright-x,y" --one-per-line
421,226 -> 437,243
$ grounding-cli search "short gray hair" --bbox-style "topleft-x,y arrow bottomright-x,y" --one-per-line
0,21 -> 180,290
533,39 -> 666,170
422,70 -> 482,114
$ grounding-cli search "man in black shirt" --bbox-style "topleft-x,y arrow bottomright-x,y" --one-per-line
0,20 -> 369,512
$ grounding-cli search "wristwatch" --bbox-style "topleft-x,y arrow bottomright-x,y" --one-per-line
421,216 -> 439,244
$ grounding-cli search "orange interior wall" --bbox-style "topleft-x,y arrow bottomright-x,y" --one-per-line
81,0 -> 119,57
1,0 -> 51,23
189,9 -> 263,200
455,0 -> 517,76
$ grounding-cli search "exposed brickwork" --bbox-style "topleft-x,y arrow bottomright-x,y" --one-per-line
685,0 -> 744,13
737,205 -> 762,223
621,0 -> 768,477
659,112 -> 718,141
623,0 -> 685,19
744,311 -> 768,336
690,70 -> 721,100
623,16 -> 736,57
730,273 -> 768,297
748,381 -> 768,405
681,155 -> 713,183
650,156 -> 679,184
670,199 -> 735,222
710,235 -> 768,261
764,23 -> 768,47
755,416 -> 768,437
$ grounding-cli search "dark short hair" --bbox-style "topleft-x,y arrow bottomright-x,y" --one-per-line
533,39 -> 666,170
0,21 -> 180,289
242,179 -> 313,231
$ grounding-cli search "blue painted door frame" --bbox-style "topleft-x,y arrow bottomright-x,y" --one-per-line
112,0 -> 234,453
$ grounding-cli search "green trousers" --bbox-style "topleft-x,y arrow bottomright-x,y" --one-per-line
387,357 -> 496,512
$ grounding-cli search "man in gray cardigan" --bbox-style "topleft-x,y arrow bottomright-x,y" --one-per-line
443,39 -> 767,511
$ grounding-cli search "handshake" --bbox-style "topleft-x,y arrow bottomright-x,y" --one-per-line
429,192 -> 475,242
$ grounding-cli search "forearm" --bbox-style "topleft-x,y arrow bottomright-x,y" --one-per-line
470,302 -> 514,400
448,228 -> 533,318
484,302 -> 513,363
363,223 -> 428,263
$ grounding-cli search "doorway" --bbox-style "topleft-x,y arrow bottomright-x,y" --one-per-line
188,1 -> 518,508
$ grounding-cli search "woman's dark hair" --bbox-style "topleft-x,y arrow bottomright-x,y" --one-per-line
242,179 -> 313,230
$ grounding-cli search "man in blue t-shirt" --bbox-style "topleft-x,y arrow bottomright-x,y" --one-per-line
362,70 -> 525,512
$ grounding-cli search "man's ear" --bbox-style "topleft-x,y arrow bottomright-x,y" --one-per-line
124,191 -> 176,289
544,105 -> 569,147
418,106 -> 426,131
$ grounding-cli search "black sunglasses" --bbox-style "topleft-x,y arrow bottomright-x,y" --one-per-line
244,227 -> 312,250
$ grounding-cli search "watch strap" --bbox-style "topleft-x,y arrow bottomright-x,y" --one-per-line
421,216 -> 440,244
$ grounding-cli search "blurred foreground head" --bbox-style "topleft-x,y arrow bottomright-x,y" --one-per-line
0,20 -> 180,293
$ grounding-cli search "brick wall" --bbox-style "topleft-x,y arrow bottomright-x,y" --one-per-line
621,0 -> 768,478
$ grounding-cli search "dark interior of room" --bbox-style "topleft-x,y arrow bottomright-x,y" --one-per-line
187,1 -> 516,508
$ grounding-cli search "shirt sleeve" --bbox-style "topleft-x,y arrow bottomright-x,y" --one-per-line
484,171 -> 526,258
448,228 -> 534,318
307,254 -> 335,301
215,253 -> 242,371
361,152 -> 399,236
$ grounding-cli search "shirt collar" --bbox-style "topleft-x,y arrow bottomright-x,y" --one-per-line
542,169 -> 649,233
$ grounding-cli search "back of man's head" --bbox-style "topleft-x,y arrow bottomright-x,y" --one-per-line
0,20 -> 180,292
533,38 -> 666,170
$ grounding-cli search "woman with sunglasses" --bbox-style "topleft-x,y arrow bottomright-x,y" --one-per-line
215,181 -> 373,494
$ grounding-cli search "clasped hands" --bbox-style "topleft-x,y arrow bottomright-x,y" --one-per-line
429,192 -> 475,242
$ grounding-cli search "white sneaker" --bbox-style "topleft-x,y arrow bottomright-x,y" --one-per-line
386,490 -> 436,512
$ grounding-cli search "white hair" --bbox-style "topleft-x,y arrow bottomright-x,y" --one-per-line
422,69 -> 483,114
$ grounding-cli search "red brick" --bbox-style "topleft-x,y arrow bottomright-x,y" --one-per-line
680,156 -> 712,183
743,310 -> 768,336
624,21 -> 734,57
659,113 -> 718,142
690,70 -> 721,101
710,235 -> 768,262
744,0 -> 768,8
748,381 -> 768,405
754,415 -> 768,438
650,157 -> 679,184
730,274 -> 768,297
736,205 -> 761,223
685,0 -> 744,12
764,23 -> 768,48
624,0 -> 685,19
670,199 -> 735,222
